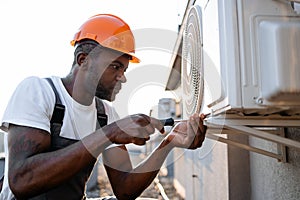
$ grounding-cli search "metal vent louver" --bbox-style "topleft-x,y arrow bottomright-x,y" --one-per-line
182,5 -> 204,118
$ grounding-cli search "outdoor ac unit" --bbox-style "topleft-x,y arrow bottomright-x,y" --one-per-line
181,0 -> 300,119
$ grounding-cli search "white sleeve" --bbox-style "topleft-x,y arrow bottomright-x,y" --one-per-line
0,76 -> 55,133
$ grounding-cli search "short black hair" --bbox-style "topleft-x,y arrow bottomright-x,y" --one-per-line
72,39 -> 133,66
72,39 -> 102,66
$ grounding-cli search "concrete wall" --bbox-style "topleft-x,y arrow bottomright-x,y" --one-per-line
173,128 -> 300,200
0,132 -> 5,177
249,128 -> 300,200
0,133 -> 4,153
173,131 -> 251,200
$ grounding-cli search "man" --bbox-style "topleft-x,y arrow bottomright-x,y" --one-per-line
0,14 -> 207,200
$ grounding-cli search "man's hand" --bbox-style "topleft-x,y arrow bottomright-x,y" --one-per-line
166,113 -> 207,149
103,114 -> 165,146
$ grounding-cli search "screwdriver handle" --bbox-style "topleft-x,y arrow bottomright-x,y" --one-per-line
159,118 -> 175,126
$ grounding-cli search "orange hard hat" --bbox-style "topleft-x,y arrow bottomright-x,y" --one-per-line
71,14 -> 140,63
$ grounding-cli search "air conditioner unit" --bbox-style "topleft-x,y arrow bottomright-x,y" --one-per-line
181,0 -> 300,118
168,2 -> 300,198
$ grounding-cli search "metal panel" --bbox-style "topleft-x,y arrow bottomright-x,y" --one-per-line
258,17 -> 300,103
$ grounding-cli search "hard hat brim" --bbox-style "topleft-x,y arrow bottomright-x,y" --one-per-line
127,53 -> 140,63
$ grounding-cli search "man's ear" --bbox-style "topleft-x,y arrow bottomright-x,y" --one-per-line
76,52 -> 88,66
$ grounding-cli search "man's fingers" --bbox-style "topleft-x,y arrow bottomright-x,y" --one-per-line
136,124 -> 164,140
189,114 -> 200,135
136,114 -> 165,133
187,113 -> 208,149
190,113 -> 207,135
137,115 -> 164,136
144,122 -> 155,133
132,137 -> 148,146
149,117 -> 165,134
135,114 -> 151,126
187,117 -> 198,149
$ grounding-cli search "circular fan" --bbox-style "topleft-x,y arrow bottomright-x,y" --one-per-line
181,5 -> 204,118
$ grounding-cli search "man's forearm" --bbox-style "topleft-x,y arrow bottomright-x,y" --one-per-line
9,128 -> 111,198
110,139 -> 174,199
133,139 -> 173,173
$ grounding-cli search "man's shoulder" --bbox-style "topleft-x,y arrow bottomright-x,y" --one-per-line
12,76 -> 50,95
20,76 -> 44,84
18,76 -> 55,89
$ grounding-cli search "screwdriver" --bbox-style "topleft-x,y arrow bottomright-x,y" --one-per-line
159,118 -> 180,126
159,114 -> 210,126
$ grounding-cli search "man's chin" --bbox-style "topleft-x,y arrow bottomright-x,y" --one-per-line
96,93 -> 116,102
109,93 -> 117,102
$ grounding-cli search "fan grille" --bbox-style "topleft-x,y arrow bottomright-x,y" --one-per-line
182,6 -> 204,118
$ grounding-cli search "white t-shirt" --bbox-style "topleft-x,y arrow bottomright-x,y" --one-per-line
0,76 -> 120,199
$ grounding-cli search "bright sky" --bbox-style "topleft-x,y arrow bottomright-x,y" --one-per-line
0,0 -> 187,119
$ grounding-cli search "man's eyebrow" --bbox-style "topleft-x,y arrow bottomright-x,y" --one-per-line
111,61 -> 126,69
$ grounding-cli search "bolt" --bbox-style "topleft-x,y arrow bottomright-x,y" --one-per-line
256,98 -> 263,104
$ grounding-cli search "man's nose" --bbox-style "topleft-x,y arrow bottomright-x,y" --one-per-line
117,73 -> 127,83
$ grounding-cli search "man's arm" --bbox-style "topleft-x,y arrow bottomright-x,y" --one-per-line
102,139 -> 172,200
7,124 -> 111,199
7,114 -> 162,199
103,113 -> 207,200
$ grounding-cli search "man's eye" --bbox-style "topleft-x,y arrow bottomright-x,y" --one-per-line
110,64 -> 121,70
110,64 -> 127,72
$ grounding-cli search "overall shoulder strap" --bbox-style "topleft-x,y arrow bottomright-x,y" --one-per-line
95,97 -> 108,128
45,78 -> 65,125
